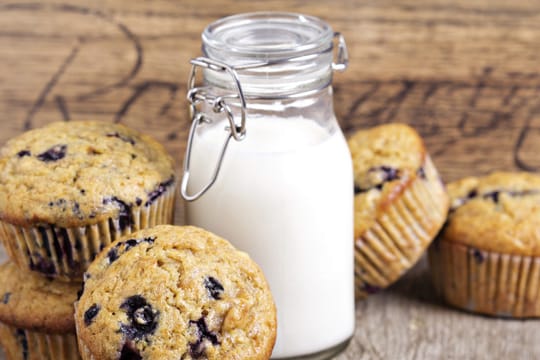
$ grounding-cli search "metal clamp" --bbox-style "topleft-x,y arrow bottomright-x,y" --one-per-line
332,32 -> 349,72
180,57 -> 247,202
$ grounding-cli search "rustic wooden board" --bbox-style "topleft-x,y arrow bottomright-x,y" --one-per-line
1,0 -> 540,358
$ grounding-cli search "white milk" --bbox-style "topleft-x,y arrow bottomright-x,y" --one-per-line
185,116 -> 355,358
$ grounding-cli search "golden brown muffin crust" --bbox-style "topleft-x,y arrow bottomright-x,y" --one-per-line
443,171 -> 540,256
0,261 -> 81,333
0,121 -> 175,227
75,225 -> 276,360
349,123 -> 427,237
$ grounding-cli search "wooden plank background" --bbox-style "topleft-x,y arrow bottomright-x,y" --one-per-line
1,0 -> 540,359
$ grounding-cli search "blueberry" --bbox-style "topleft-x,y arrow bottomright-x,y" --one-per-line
2,292 -> 10,304
29,255 -> 56,276
17,150 -> 31,158
189,317 -> 219,358
484,191 -> 500,204
145,177 -> 175,206
124,239 -> 139,250
361,282 -> 381,295
107,237 -> 156,265
416,167 -> 427,179
377,166 -> 400,182
354,185 -> 363,195
472,249 -> 485,264
120,342 -> 142,360
204,277 -> 224,300
467,189 -> 478,199
103,197 -> 133,231
37,144 -> 67,162
106,132 -> 136,145
72,202 -> 82,218
107,247 -> 119,264
120,295 -> 159,340
84,304 -> 100,326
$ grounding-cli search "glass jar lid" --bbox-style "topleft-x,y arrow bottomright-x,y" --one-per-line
200,12 -> 342,97
202,12 -> 334,64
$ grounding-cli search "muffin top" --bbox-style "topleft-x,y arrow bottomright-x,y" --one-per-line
0,121 -> 175,228
75,225 -> 276,360
348,123 -> 428,237
443,172 -> 540,256
0,261 -> 81,333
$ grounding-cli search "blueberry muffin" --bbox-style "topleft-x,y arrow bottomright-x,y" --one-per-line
429,172 -> 540,317
349,123 -> 449,298
75,225 -> 276,360
0,121 -> 176,281
0,261 -> 82,359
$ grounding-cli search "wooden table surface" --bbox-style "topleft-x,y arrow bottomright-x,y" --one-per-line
1,0 -> 540,359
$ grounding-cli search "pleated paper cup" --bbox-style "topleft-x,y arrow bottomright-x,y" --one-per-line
428,238 -> 540,318
0,323 -> 80,360
355,156 -> 449,298
0,184 -> 176,282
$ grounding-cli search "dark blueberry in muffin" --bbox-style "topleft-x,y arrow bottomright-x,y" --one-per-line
103,197 -> 133,230
107,247 -> 119,264
416,166 -> 427,179
472,249 -> 485,264
204,277 -> 224,300
107,237 -> 156,265
145,177 -> 175,206
29,255 -> 56,276
135,197 -> 142,206
484,191 -> 500,204
16,329 -> 29,360
37,144 -> 67,162
372,166 -> 400,183
124,239 -> 140,251
16,150 -> 31,158
467,189 -> 478,199
120,295 -> 159,340
361,282 -> 382,295
2,292 -> 10,304
84,304 -> 101,326
106,132 -> 136,145
189,317 -> 219,358
120,342 -> 142,360
354,184 -> 362,195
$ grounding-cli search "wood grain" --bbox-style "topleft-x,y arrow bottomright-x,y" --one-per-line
1,0 -> 540,359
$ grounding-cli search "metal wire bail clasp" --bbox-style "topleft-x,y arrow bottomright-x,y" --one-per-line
180,57 -> 248,202
332,32 -> 349,72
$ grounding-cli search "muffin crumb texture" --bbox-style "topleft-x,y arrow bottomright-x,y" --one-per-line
444,171 -> 540,256
0,261 -> 81,333
0,121 -> 175,228
75,225 -> 277,360
349,123 -> 449,298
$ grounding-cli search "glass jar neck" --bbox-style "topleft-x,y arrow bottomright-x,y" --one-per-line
201,12 -> 335,98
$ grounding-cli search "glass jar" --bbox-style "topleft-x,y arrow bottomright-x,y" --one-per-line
182,12 -> 355,359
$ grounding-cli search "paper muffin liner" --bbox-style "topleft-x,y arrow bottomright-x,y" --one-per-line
428,238 -> 540,318
0,322 -> 80,360
354,155 -> 449,299
0,184 -> 176,282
